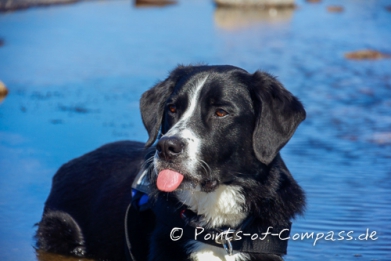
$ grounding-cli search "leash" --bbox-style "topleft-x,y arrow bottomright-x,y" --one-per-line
124,203 -> 136,261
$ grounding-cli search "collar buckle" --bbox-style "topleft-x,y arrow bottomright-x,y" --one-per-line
221,239 -> 233,256
214,228 -> 236,256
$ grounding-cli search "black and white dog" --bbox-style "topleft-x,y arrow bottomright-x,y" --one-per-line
35,65 -> 306,261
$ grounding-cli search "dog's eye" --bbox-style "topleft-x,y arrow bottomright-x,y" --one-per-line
168,104 -> 177,113
215,109 -> 228,117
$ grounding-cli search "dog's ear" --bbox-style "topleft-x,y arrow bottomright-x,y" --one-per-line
140,66 -> 189,147
250,71 -> 306,165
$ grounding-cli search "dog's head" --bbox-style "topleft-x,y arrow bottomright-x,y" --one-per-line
140,65 -> 305,193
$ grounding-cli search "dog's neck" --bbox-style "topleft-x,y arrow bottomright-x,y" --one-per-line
175,185 -> 248,228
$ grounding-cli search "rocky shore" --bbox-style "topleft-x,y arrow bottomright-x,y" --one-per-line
0,0 -> 295,12
214,0 -> 295,8
0,0 -> 80,12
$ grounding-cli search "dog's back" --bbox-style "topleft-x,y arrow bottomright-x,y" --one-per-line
35,141 -> 146,261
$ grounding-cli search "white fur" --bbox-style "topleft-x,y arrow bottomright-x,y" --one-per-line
188,241 -> 250,261
178,75 -> 209,126
178,128 -> 201,172
176,185 -> 247,228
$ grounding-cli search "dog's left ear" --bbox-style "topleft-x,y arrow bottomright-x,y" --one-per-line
250,71 -> 306,165
140,66 -> 191,147
140,75 -> 176,147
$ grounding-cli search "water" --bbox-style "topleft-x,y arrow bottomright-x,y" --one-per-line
0,0 -> 390,260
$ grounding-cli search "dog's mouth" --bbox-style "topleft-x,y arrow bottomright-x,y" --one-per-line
156,168 -> 220,193
200,179 -> 219,192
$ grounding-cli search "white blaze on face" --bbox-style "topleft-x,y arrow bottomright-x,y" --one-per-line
162,75 -> 209,173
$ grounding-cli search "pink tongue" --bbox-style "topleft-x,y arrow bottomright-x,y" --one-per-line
157,170 -> 184,192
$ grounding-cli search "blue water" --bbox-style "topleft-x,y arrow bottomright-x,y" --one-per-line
0,0 -> 390,260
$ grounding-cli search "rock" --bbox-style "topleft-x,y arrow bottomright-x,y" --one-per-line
214,0 -> 295,8
0,0 -> 176,11
306,0 -> 321,3
327,5 -> 344,12
344,50 -> 390,60
0,81 -> 8,103
0,0 -> 78,12
134,0 -> 176,7
370,133 -> 391,145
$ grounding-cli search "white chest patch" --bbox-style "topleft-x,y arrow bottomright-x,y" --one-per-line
188,241 -> 250,261
176,185 -> 247,228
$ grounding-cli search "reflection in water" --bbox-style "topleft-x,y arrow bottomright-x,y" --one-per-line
214,6 -> 293,30
0,81 -> 8,103
36,250 -> 95,261
214,0 -> 295,8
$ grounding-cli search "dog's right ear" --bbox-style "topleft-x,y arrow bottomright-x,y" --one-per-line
250,71 -> 306,165
140,66 -> 189,147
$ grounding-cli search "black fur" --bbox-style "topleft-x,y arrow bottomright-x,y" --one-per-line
35,65 -> 306,261
36,141 -> 147,261
35,210 -> 86,256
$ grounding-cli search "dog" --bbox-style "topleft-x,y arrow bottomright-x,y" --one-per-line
35,64 -> 306,261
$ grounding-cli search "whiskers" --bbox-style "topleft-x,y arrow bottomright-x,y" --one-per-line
140,154 -> 157,182
140,155 -> 154,170
198,159 -> 212,179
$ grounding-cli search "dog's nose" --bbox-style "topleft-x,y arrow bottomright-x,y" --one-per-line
156,136 -> 185,160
